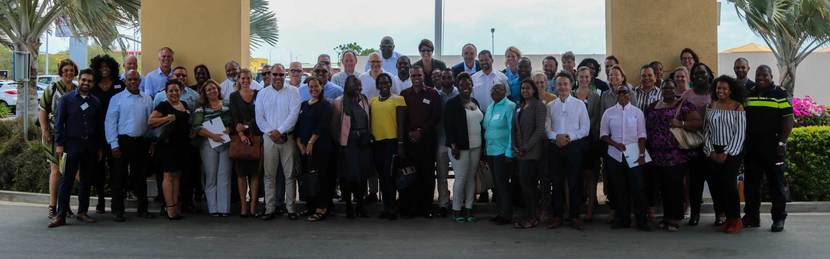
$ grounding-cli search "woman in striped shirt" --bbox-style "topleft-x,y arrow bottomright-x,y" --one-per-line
703,75 -> 747,234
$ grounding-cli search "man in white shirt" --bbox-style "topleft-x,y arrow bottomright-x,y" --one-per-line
545,72 -> 590,229
365,36 -> 401,73
359,52 -> 388,98
287,62 -> 304,88
331,50 -> 362,88
599,85 -> 650,231
220,60 -> 263,102
255,63 -> 302,221
393,56 -> 412,94
471,50 -> 509,113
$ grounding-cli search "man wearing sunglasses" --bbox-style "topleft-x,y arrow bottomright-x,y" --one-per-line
288,62 -> 304,88
220,60 -> 263,102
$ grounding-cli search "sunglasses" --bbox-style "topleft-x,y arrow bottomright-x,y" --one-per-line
320,61 -> 331,65
273,73 -> 286,77
420,48 -> 433,53
314,69 -> 328,74
289,69 -> 303,73
262,72 -> 272,76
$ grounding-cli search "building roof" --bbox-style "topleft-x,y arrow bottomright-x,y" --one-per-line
722,43 -> 771,53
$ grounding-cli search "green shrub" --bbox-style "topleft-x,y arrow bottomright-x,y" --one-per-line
786,126 -> 830,201
0,105 -> 12,118
0,118 -> 49,192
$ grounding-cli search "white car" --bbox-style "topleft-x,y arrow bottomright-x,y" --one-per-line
0,80 -> 18,112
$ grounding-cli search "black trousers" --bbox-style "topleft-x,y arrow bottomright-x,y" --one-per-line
643,164 -> 660,208
93,144 -> 112,208
517,159 -> 539,220
607,157 -> 647,225
744,151 -> 788,221
373,140 -> 399,212
689,154 -> 721,216
110,136 -> 149,214
488,155 -> 512,218
403,133 -> 436,215
57,139 -> 96,219
181,143 -> 202,208
710,155 -> 742,220
300,149 -> 332,210
550,140 -> 585,219
656,163 -> 686,221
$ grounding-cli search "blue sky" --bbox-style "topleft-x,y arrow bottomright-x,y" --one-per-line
41,0 -> 765,64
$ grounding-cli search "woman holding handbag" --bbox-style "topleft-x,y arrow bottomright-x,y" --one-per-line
332,75 -> 373,219
229,69 -> 262,218
645,80 -> 702,231
296,76 -> 334,222
148,80 -> 192,220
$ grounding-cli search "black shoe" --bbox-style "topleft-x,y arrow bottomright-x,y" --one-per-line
137,211 -> 155,219
771,220 -> 785,232
276,207 -> 287,216
494,217 -> 512,225
423,211 -> 434,219
366,193 -> 378,204
713,218 -> 725,227
388,212 -> 398,221
260,213 -> 275,220
287,213 -> 299,220
611,222 -> 631,229
477,193 -> 490,203
113,213 -> 126,222
687,214 -> 700,226
356,207 -> 369,218
379,212 -> 390,219
66,209 -> 75,219
742,215 -> 761,228
637,222 -> 653,232
437,207 -> 449,218
95,203 -> 106,214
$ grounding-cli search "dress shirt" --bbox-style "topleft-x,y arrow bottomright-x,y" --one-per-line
599,102 -> 647,162
255,85 -> 301,135
633,85 -> 661,112
393,76 -> 412,94
483,98 -> 515,157
105,90 -> 154,150
221,78 -> 263,102
54,91 -> 102,147
331,70 -> 362,88
471,70 -> 509,113
298,81 -> 344,102
358,70 -> 389,98
365,51 -> 402,73
153,87 -> 199,113
401,87 -> 442,132
140,67 -> 173,97
546,95 -> 590,141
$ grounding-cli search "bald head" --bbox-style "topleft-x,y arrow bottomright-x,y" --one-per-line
380,36 -> 395,59
124,55 -> 138,71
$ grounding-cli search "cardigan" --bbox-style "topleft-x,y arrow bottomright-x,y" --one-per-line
443,96 -> 484,150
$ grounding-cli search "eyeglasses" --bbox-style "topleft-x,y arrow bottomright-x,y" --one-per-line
289,69 -> 303,73
273,73 -> 286,77
262,72 -> 272,76
314,69 -> 328,74
320,61 -> 331,65
369,61 -> 382,64
420,48 -> 433,53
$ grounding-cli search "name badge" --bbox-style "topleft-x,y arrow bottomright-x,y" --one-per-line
80,102 -> 89,111
422,98 -> 431,105
492,114 -> 501,120
114,84 -> 122,89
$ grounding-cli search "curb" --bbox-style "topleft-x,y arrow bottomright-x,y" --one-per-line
3,190 -> 830,214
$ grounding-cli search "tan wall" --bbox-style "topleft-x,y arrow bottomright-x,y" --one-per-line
141,0 -> 250,85
606,0 -> 718,85
719,52 -> 830,104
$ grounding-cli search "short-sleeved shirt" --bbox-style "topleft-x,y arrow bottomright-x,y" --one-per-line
370,95 -> 407,141
745,87 -> 793,150
40,80 -> 75,130
154,101 -> 191,145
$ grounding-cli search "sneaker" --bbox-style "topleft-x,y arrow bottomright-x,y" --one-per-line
48,206 -> 56,219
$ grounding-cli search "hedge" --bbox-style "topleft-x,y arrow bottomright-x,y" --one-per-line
786,126 -> 830,201
0,119 -> 49,192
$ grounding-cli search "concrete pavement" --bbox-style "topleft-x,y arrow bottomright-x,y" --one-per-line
1,202 -> 828,258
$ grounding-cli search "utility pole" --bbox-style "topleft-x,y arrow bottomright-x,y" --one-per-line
435,0 -> 443,59
491,28 -> 495,52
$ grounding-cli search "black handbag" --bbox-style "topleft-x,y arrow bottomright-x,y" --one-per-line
148,120 -> 173,143
299,155 -> 320,199
393,155 -> 417,191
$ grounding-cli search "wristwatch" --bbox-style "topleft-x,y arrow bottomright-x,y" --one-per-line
778,141 -> 786,147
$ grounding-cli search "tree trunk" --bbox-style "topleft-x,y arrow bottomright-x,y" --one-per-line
776,60 -> 797,97
14,41 -> 40,136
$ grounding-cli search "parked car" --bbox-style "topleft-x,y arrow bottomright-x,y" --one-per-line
0,80 -> 18,112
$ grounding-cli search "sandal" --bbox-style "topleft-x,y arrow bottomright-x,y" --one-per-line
307,212 -> 326,222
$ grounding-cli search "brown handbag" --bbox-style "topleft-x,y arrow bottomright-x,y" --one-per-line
229,133 -> 262,160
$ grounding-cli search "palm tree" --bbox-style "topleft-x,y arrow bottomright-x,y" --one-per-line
249,0 -> 279,52
729,0 -> 830,95
0,0 -> 140,122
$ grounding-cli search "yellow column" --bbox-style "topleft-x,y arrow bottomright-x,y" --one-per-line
606,0 -> 717,83
140,0 -> 250,84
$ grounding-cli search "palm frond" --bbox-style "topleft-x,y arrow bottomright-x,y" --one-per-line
249,0 -> 279,49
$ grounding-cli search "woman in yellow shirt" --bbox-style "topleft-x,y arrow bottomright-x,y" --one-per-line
369,73 -> 407,220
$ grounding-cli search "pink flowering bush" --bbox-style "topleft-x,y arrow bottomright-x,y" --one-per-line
793,96 -> 829,127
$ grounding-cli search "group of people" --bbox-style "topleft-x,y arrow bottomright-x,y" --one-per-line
43,36 -> 793,234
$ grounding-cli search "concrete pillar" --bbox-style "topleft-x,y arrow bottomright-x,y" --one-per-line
140,0 -> 250,85
606,0 -> 718,83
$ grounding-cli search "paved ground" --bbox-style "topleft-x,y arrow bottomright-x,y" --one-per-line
1,202 -> 828,258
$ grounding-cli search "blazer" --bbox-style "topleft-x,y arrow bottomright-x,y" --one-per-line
443,96 -> 483,150
451,61 -> 481,78
512,98 -> 547,160
331,95 -> 371,147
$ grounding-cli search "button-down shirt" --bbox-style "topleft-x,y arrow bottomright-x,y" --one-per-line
483,98 -> 515,157
633,85 -> 661,112
140,67 -> 173,97
546,95 -> 590,141
255,85 -> 301,134
393,76 -> 412,94
365,51 -> 402,73
600,102 -> 647,162
298,81 -> 344,102
55,91 -> 102,148
221,78 -> 263,103
358,70 -> 389,99
401,87 -> 442,133
105,90 -> 154,150
471,70 -> 510,113
153,87 -> 200,113
503,69 -> 522,102
331,70 -> 362,88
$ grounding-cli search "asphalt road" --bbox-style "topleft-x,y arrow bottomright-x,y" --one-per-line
1,202 -> 828,259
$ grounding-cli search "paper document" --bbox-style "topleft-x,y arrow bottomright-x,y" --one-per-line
623,143 -> 651,168
203,117 -> 230,148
